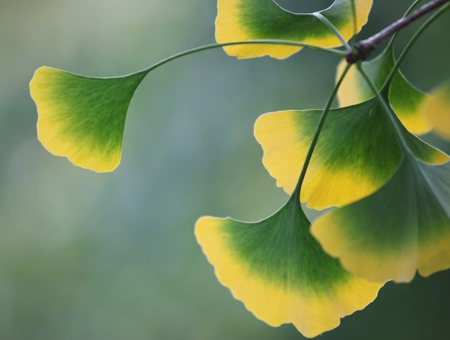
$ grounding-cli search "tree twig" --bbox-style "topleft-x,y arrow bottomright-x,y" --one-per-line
346,0 -> 449,63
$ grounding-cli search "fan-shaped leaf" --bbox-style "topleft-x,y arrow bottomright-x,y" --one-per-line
195,196 -> 382,338
311,157 -> 450,282
216,0 -> 373,59
254,98 -> 447,209
30,67 -> 146,172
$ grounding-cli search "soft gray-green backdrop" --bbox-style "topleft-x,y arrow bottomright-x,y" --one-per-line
0,0 -> 449,339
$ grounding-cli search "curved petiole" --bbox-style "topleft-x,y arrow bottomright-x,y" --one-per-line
312,12 -> 352,51
135,40 -> 346,78
292,63 -> 352,200
356,63 -> 412,155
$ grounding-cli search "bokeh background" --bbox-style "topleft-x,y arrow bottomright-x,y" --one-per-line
0,0 -> 449,339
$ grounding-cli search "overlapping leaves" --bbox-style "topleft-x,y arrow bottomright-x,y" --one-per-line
312,155 -> 450,282
254,96 -> 447,209
255,74 -> 450,282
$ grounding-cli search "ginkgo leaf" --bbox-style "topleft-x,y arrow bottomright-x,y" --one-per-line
216,0 -> 373,59
254,98 -> 448,210
30,66 -> 146,172
195,195 -> 382,338
336,47 -> 432,134
311,157 -> 450,283
421,79 -> 450,140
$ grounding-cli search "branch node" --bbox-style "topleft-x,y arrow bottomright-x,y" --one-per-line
345,42 -> 375,64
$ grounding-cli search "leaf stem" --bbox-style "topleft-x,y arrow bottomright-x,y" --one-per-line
292,63 -> 352,200
356,64 -> 412,154
346,0 -> 449,63
134,40 -> 345,76
313,12 -> 352,51
350,0 -> 357,40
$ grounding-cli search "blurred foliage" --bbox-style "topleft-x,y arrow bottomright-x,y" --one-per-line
0,0 -> 449,339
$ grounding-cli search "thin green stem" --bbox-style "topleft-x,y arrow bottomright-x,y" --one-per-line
350,0 -> 357,40
313,12 -> 352,51
134,40 -> 345,76
356,63 -> 412,154
385,0 -> 449,84
292,63 -> 352,200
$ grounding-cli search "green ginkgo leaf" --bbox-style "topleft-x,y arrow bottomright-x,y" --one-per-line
30,66 -> 146,172
421,79 -> 450,140
216,0 -> 373,59
311,156 -> 450,283
195,194 -> 382,338
254,98 -> 448,210
336,46 -> 432,134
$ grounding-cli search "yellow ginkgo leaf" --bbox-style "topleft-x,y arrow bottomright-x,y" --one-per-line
312,157 -> 450,282
30,66 -> 145,172
254,98 -> 447,210
216,0 -> 373,59
196,193 -> 382,337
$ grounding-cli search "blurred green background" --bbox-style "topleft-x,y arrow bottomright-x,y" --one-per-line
0,0 -> 449,339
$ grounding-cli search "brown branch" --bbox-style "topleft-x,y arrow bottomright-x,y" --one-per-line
346,0 -> 449,63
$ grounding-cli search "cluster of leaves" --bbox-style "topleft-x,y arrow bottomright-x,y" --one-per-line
29,0 -> 449,338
